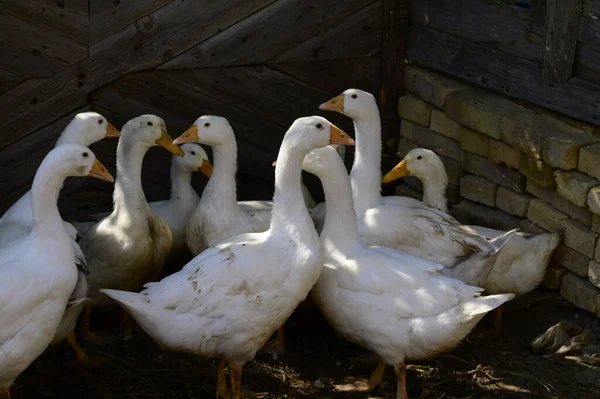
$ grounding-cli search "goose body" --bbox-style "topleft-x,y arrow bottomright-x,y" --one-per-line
78,115 -> 184,307
302,146 -> 513,399
101,116 -> 355,399
0,145 -> 113,396
385,148 -> 561,296
319,89 -> 508,286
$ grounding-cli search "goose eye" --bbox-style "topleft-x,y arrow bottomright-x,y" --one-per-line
82,152 -> 89,158
147,121 -> 153,126
204,122 -> 210,127
351,94 -> 358,99
316,123 -> 323,130
191,151 -> 196,155
417,156 -> 422,160
98,119 -> 104,125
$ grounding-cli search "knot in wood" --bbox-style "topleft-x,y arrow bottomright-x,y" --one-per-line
136,16 -> 155,34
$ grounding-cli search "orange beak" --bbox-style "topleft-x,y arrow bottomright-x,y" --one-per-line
156,129 -> 184,156
329,124 -> 355,146
173,125 -> 198,146
319,93 -> 345,112
199,158 -> 213,178
105,122 -> 121,138
382,159 -> 409,183
89,159 -> 114,183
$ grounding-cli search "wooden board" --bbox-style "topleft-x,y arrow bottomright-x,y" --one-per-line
408,24 -> 600,126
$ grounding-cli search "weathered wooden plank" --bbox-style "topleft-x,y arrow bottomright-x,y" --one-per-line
580,15 -> 600,52
273,1 -> 382,62
159,0 -> 373,69
380,0 -> 408,147
408,24 -> 600,126
410,0 -> 545,63
0,69 -> 23,94
0,12 -> 87,66
0,0 -> 89,44
89,0 -> 174,45
574,43 -> 600,84
0,40 -> 70,78
542,0 -> 582,82
0,0 -> 275,150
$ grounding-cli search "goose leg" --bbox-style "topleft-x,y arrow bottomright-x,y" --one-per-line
216,360 -> 230,399
493,305 -> 504,334
367,360 -> 387,390
394,361 -> 408,399
0,387 -> 10,399
83,306 -> 115,346
228,362 -> 244,399
67,331 -> 89,364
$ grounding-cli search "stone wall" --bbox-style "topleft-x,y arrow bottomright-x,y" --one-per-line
396,65 -> 600,317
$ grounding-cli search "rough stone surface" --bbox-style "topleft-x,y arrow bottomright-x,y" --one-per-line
442,157 -> 464,186
579,143 -> 600,180
404,65 -> 471,109
555,244 -> 590,277
597,239 -> 600,263
451,199 -> 521,231
544,267 -> 568,290
589,186 -> 600,214
430,109 -> 462,140
527,199 -> 568,232
445,90 -> 525,140
447,184 -> 462,205
459,175 -> 497,207
562,219 -> 599,258
489,140 -> 521,170
462,151 -> 526,193
589,260 -> 600,289
395,184 -> 422,202
593,214 -> 600,234
496,187 -> 533,218
520,153 -> 555,187
398,94 -> 432,126
460,128 -> 490,157
560,273 -> 600,314
519,219 -> 549,235
397,137 -> 418,158
399,121 -> 461,161
554,170 -> 600,208
527,180 -> 593,225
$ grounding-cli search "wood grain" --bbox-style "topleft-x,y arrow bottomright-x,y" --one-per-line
542,0 -> 582,83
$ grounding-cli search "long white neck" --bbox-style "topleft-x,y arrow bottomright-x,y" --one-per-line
113,138 -> 151,217
31,166 -> 67,235
168,161 -> 197,206
349,109 -> 383,213
421,172 -> 449,213
201,139 -> 238,210
318,158 -> 361,254
55,125 -> 88,147
270,143 -> 317,242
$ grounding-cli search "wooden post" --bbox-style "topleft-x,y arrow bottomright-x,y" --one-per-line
542,0 -> 583,83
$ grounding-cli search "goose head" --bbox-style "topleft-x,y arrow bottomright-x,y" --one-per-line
301,145 -> 342,177
57,112 -> 120,146
174,115 -> 234,147
175,143 -> 213,177
122,115 -> 184,156
44,144 -> 114,183
319,88 -> 378,120
284,116 -> 355,153
382,148 -> 446,184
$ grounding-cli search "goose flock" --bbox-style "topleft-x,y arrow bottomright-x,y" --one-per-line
0,89 -> 561,399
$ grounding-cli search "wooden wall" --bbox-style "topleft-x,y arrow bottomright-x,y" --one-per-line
407,0 -> 600,128
0,0 -> 408,216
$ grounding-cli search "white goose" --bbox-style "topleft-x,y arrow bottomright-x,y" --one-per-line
77,115 -> 184,340
383,148 -> 561,327
319,89 -> 513,287
100,116 -> 355,399
0,145 -> 113,398
301,145 -> 514,399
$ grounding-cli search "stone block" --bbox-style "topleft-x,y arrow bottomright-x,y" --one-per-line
589,260 -> 600,288
562,219 -> 599,258
445,90 -> 526,140
430,109 -> 462,140
460,128 -> 489,157
589,186 -> 600,214
593,214 -> 600,234
450,199 -> 521,231
527,180 -> 593,225
397,137 -> 418,158
555,244 -> 590,277
527,199 -> 568,232
489,140 -> 521,170
395,184 -> 422,202
578,143 -> 600,180
459,175 -> 497,207
403,65 -> 471,109
496,187 -> 533,218
462,151 -> 526,193
597,240 -> 600,263
554,170 -> 600,208
560,273 -> 600,314
520,153 -> 555,187
399,121 -> 461,161
398,94 -> 432,126
544,267 -> 568,290
447,184 -> 462,205
519,219 -> 549,235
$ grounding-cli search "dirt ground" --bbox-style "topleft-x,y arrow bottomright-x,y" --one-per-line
11,283 -> 600,399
